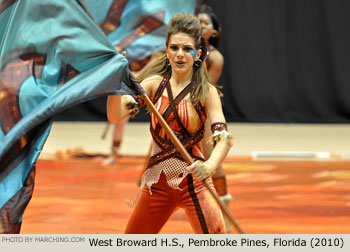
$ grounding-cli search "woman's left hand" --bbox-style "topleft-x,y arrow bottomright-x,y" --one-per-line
186,160 -> 215,180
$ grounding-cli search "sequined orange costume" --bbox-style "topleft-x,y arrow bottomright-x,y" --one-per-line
124,76 -> 226,234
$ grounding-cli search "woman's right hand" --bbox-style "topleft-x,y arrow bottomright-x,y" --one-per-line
122,95 -> 139,117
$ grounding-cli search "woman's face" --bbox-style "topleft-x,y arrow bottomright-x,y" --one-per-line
198,13 -> 214,41
166,32 -> 201,75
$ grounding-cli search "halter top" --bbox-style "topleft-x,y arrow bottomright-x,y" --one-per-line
140,75 -> 207,192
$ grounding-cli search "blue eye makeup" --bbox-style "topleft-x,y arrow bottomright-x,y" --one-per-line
169,43 -> 197,60
188,48 -> 197,60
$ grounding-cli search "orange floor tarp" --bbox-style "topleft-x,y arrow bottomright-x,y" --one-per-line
21,156 -> 350,234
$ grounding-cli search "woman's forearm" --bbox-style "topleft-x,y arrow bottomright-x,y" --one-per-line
206,137 -> 232,170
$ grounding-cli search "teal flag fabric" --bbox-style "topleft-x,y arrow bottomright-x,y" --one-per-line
82,0 -> 201,62
0,0 -> 136,233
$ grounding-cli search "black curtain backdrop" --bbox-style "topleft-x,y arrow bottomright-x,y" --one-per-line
55,0 -> 350,123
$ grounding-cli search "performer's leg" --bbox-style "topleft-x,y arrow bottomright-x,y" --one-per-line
179,175 -> 226,234
111,117 -> 129,155
125,173 -> 176,234
102,117 -> 129,165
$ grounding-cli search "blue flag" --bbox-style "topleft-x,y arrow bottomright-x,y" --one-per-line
0,0 -> 136,233
82,0 -> 202,62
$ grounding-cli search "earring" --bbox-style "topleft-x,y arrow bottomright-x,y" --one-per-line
165,56 -> 171,66
194,58 -> 202,67
211,30 -> 217,38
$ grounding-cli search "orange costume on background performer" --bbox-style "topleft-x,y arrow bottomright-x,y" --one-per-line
125,75 -> 226,234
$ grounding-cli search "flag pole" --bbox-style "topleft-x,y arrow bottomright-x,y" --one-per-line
139,92 -> 246,234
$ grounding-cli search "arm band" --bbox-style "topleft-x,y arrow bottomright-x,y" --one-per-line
208,122 -> 233,146
211,122 -> 227,133
132,95 -> 145,108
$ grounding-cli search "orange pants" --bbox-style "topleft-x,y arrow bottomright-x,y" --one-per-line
125,172 -> 226,234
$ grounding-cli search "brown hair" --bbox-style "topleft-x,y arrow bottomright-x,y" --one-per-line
137,12 -> 211,105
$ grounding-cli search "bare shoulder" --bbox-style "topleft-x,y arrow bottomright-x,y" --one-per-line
210,49 -> 224,65
142,74 -> 163,84
208,83 -> 220,97
141,75 -> 163,97
203,83 -> 221,106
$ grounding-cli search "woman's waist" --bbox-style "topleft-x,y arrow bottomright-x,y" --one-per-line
147,140 -> 204,169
